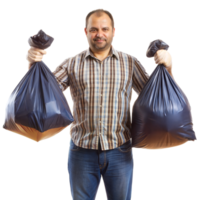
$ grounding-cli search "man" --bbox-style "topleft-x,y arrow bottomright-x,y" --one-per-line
27,9 -> 172,200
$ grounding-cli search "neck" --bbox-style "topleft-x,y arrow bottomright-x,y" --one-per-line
91,47 -> 112,59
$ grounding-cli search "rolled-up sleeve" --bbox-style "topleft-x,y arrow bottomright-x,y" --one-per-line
132,57 -> 150,94
52,58 -> 71,92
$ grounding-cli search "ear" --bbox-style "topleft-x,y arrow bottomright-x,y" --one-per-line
113,27 -> 117,38
82,27 -> 87,36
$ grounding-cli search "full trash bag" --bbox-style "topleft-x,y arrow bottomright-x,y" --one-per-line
131,39 -> 196,149
3,30 -> 74,142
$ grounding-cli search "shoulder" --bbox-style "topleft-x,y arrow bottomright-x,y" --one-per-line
115,49 -> 146,71
71,49 -> 87,61
59,50 -> 87,68
115,49 -> 137,62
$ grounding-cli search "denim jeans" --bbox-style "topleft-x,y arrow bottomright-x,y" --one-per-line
68,138 -> 134,200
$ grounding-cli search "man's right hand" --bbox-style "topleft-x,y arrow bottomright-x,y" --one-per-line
27,47 -> 47,69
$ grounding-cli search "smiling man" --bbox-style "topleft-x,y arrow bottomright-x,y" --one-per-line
27,9 -> 172,200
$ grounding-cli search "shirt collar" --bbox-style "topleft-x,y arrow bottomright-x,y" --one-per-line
84,45 -> 119,61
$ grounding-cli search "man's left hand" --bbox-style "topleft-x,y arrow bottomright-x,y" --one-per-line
154,50 -> 172,71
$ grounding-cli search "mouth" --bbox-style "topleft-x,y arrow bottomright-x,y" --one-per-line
94,39 -> 105,42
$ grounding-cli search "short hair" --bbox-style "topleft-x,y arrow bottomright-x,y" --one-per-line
85,9 -> 114,29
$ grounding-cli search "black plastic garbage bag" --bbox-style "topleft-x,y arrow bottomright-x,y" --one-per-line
131,39 -> 196,149
3,30 -> 74,142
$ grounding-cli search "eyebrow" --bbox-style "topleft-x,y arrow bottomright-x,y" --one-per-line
89,27 -> 109,30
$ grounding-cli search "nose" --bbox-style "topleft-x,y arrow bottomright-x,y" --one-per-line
96,30 -> 104,37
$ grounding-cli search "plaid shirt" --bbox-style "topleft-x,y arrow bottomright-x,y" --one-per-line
52,45 -> 149,150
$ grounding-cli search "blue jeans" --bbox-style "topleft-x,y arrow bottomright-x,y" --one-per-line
68,138 -> 134,200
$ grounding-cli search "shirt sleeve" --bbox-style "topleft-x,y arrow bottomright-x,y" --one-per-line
132,57 -> 150,94
52,58 -> 71,92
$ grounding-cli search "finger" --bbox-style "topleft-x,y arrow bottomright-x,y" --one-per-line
28,49 -> 43,59
37,49 -> 48,56
153,59 -> 158,65
29,49 -> 45,56
31,47 -> 47,54
41,50 -> 49,56
154,54 -> 158,60
27,47 -> 48,62
27,55 -> 42,62
30,47 -> 41,51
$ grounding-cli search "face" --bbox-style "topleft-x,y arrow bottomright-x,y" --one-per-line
84,13 -> 115,52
